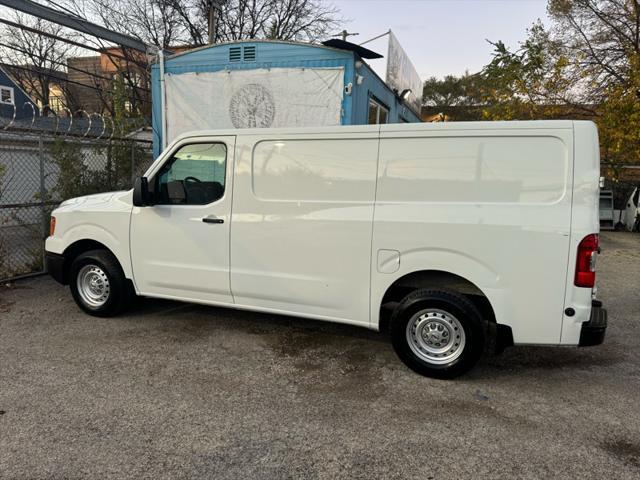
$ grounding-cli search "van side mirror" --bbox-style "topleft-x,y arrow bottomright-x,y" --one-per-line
133,177 -> 150,206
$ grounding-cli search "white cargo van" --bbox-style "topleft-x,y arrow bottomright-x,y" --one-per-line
45,121 -> 607,378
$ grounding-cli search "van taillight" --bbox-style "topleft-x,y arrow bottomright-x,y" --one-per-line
575,234 -> 599,288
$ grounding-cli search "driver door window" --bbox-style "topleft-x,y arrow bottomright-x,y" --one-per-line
156,143 -> 227,205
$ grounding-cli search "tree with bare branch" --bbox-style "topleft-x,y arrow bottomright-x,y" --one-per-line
0,13 -> 77,112
39,0 -> 341,117
478,1 -> 640,167
217,0 -> 341,43
547,0 -> 640,99
68,0 -> 341,48
78,0 -> 190,49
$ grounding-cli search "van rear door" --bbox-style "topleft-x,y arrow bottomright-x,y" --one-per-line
561,121 -> 601,345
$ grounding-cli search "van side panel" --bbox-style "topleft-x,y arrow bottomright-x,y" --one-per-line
229,132 -> 379,326
371,127 -> 575,344
560,121 -> 601,345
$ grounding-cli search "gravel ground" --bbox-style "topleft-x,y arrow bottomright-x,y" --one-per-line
1,231 -> 639,479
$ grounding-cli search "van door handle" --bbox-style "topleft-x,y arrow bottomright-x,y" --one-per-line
202,215 -> 224,224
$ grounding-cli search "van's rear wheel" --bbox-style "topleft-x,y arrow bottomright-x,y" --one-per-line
69,249 -> 133,317
390,289 -> 485,379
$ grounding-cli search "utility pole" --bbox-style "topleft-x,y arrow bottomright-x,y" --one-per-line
208,0 -> 225,44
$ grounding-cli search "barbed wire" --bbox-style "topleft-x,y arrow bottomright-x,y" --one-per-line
0,101 -> 152,142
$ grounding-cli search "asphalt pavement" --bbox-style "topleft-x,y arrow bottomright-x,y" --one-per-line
1,231 -> 639,479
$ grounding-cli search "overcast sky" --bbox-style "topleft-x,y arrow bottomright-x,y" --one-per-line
331,0 -> 550,80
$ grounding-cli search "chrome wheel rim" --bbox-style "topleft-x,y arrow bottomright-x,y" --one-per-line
406,309 -> 466,365
77,264 -> 110,308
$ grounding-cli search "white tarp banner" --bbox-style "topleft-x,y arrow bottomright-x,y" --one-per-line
164,67 -> 344,143
386,31 -> 422,115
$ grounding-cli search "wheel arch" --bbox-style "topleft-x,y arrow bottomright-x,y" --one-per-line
377,269 -> 514,353
60,239 -> 125,284
379,270 -> 494,323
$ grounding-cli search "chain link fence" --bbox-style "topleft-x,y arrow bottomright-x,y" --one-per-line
602,175 -> 640,229
0,130 -> 153,282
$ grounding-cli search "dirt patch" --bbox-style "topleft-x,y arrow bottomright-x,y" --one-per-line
0,290 -> 15,313
263,329 -> 389,399
0,299 -> 13,313
601,439 -> 640,469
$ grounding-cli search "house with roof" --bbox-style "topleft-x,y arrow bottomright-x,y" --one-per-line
0,65 -> 39,123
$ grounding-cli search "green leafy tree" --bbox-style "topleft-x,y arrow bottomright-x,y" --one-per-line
422,73 -> 487,120
426,1 -> 640,177
599,53 -> 640,167
479,21 -> 585,120
50,139 -> 93,200
547,0 -> 640,99
422,73 -> 485,108
49,139 -> 113,200
546,0 -> 640,169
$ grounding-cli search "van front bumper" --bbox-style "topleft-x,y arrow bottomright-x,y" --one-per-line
579,300 -> 607,347
45,251 -> 66,285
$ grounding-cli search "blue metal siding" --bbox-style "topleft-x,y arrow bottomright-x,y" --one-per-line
0,68 -> 37,120
164,42 -> 353,69
352,62 -> 421,124
151,41 -> 419,157
152,42 -> 355,156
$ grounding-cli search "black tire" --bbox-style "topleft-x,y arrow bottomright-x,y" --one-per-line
390,289 -> 486,379
69,249 -> 134,317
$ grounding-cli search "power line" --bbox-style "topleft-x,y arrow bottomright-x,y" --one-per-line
0,17 -> 150,69
0,0 -> 148,52
0,42 -> 139,91
41,0 -> 85,19
34,0 -> 138,57
3,63 -> 152,105
0,15 -> 155,115
0,40 -> 151,92
0,17 -> 143,67
0,17 -> 97,53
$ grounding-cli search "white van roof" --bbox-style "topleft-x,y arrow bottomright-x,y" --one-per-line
171,120 -> 585,143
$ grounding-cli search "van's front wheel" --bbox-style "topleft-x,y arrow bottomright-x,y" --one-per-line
390,289 -> 485,379
69,249 -> 133,317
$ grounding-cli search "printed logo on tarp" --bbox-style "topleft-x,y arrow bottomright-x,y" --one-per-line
229,83 -> 276,128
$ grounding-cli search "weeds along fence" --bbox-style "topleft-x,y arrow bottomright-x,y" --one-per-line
0,129 -> 153,282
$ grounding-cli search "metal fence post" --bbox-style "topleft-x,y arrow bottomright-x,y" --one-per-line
130,141 -> 135,186
38,134 -> 47,273
0,130 -> 152,283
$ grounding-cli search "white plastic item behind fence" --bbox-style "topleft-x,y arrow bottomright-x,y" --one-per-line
164,67 -> 344,143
